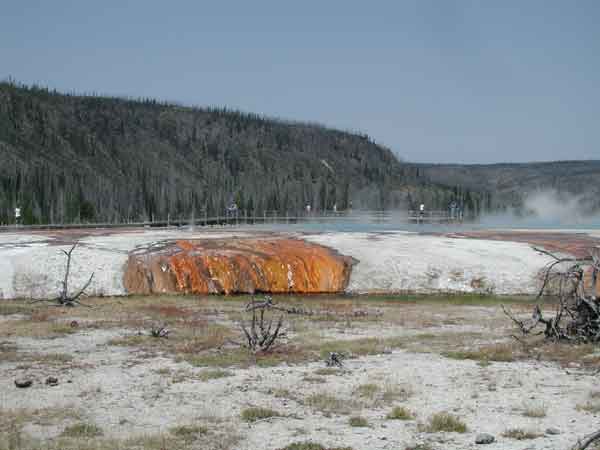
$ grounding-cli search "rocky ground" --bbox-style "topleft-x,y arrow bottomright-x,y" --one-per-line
2,294 -> 600,450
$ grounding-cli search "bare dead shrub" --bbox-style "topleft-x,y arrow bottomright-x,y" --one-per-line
30,242 -> 94,307
504,247 -> 600,343
240,296 -> 287,353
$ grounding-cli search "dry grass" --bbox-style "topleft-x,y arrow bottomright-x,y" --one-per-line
422,412 -> 467,433
317,338 -> 398,359
313,368 -> 345,376
502,428 -> 542,440
531,342 -> 599,368
2,294 -> 587,450
197,369 -> 234,381
302,375 -> 326,384
108,322 -> 232,353
352,382 -> 411,406
381,383 -> 413,403
576,400 -> 600,414
304,393 -> 361,416
354,383 -> 379,399
386,406 -> 414,420
0,319 -> 77,339
442,343 -> 518,363
11,352 -> 75,369
169,424 -> 208,441
0,429 -> 239,450
348,416 -> 369,427
277,443 -> 354,450
182,347 -> 309,368
405,445 -> 434,450
0,302 -> 34,316
0,294 -> 536,371
522,403 -> 547,418
0,406 -> 82,432
270,388 -> 295,399
0,342 -> 18,362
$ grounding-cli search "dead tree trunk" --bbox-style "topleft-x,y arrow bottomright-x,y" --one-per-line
31,242 -> 94,307
572,429 -> 600,450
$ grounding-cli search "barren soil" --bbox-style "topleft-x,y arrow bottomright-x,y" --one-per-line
2,294 -> 600,450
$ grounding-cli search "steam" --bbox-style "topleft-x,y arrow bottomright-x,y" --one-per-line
523,190 -> 586,224
480,189 -> 600,228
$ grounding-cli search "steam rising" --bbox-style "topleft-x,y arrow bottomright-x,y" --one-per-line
481,189 -> 600,229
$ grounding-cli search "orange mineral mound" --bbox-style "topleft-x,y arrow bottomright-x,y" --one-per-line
124,238 -> 355,295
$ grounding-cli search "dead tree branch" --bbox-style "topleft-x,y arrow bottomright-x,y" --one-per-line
30,242 -> 94,307
504,247 -> 600,343
240,296 -> 287,353
571,429 -> 600,450
150,323 -> 170,338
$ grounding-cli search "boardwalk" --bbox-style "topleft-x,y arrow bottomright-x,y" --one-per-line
0,210 -> 461,231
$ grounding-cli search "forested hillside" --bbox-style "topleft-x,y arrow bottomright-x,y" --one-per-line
0,81 -> 468,225
413,161 -> 600,215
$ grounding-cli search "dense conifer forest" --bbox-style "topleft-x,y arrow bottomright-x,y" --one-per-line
0,81 -> 476,225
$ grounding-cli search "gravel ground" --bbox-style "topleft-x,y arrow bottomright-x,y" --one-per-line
1,303 -> 598,450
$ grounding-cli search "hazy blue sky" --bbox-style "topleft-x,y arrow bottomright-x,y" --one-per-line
2,1 -> 599,163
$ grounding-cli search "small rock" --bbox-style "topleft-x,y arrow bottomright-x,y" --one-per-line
70,320 -> 79,328
546,427 -> 561,435
14,378 -> 33,388
45,376 -> 59,386
475,433 -> 495,445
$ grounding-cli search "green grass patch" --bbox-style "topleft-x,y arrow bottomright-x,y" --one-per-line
358,293 -> 537,306
241,407 -> 281,423
313,368 -> 345,376
302,375 -> 326,384
169,424 -> 208,441
60,422 -> 103,438
198,369 -> 233,381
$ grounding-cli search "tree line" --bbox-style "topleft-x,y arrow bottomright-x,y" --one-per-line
0,81 -> 488,225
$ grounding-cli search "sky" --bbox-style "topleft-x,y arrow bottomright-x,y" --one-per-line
1,0 -> 599,164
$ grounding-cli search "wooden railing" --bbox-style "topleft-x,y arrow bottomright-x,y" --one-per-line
0,209 -> 463,231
